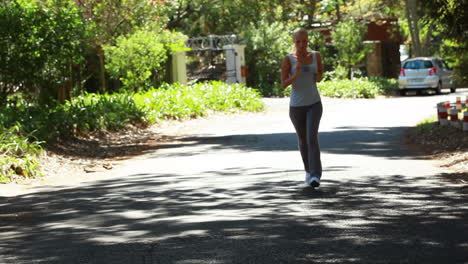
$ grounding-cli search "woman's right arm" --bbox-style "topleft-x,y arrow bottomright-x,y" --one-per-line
281,56 -> 300,89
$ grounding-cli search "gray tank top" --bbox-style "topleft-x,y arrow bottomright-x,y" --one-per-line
288,52 -> 321,107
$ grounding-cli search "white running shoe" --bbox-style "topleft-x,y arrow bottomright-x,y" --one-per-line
305,172 -> 311,184
310,176 -> 320,188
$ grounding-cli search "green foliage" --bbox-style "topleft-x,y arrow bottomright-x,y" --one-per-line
436,39 -> 468,86
0,0 -> 84,104
64,93 -> 147,134
134,81 -> 264,123
415,115 -> 438,134
331,20 -> 371,79
81,0 -> 170,47
76,0 -> 173,93
367,77 -> 398,93
341,0 -> 403,21
0,93 -> 146,142
283,76 -> 395,99
420,0 -> 468,44
0,124 -> 43,182
323,65 -> 349,81
104,29 -> 188,91
317,78 -> 382,98
308,31 -> 335,71
104,30 -> 167,91
240,18 -> 296,96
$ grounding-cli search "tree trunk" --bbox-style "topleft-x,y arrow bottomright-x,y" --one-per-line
336,0 -> 341,22
306,0 -> 317,27
97,46 -> 107,93
422,26 -> 433,56
404,0 -> 422,57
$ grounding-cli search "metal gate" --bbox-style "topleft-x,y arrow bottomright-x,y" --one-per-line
185,35 -> 244,83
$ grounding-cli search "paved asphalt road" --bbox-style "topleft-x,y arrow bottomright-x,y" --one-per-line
1,90 -> 468,263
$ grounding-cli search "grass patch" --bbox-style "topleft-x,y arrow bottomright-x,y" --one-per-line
415,115 -> 438,134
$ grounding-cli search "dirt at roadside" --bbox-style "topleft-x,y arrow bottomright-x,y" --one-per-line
406,123 -> 468,177
8,123 -> 178,186
11,113 -> 248,186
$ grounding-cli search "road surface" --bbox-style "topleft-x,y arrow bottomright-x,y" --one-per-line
1,90 -> 467,263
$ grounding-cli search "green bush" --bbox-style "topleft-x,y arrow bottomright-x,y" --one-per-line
104,30 -> 167,91
104,29 -> 187,91
0,93 -> 146,142
0,81 -> 264,180
317,78 -> 381,98
1,82 -> 264,142
331,20 -> 371,79
134,81 -> 265,123
280,77 -> 396,99
0,125 -> 43,182
240,18 -> 295,97
367,77 -> 398,94
437,39 -> 468,87
64,93 -> 147,134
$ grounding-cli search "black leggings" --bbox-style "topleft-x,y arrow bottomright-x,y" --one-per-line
289,101 -> 323,178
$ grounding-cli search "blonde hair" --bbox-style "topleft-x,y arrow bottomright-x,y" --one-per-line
291,28 -> 313,54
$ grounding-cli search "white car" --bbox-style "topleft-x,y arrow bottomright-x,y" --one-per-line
398,57 -> 455,95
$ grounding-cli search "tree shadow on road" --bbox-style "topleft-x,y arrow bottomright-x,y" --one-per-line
150,126 -> 423,160
1,168 -> 467,263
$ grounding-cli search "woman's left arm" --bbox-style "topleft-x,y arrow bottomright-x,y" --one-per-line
316,52 -> 323,82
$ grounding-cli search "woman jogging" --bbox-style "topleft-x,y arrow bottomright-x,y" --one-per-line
281,29 -> 323,187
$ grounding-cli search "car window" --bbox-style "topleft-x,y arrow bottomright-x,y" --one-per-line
434,59 -> 443,68
403,60 -> 433,69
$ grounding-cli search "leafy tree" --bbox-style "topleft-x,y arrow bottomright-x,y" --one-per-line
420,0 -> 468,44
340,0 -> 403,20
403,0 -> 424,56
240,16 -> 295,96
0,0 -> 84,105
165,0 -> 320,35
74,0 -> 170,92
420,0 -> 468,85
319,0 -> 344,21
331,20 -> 371,79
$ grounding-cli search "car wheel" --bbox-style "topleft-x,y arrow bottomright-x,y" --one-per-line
435,82 -> 442,94
450,87 -> 456,93
399,89 -> 406,96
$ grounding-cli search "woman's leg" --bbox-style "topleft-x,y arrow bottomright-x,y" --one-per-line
289,106 -> 309,172
306,102 -> 323,178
